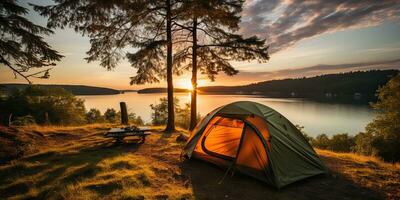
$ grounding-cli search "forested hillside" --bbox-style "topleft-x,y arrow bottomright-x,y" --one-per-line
0,84 -> 120,95
198,70 -> 399,100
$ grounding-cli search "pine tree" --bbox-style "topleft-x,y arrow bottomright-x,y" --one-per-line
0,0 -> 63,83
174,0 -> 269,130
34,0 -> 183,132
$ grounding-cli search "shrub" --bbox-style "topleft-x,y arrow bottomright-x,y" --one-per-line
312,134 -> 330,149
0,86 -> 86,125
128,112 -> 144,126
354,132 -> 375,156
11,115 -> 36,126
329,134 -> 355,152
104,108 -> 117,123
86,108 -> 104,124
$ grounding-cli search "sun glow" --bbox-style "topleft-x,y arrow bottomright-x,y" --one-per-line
176,77 -> 211,91
178,79 -> 194,91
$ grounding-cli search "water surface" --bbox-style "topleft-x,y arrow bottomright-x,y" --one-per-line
78,92 -> 374,137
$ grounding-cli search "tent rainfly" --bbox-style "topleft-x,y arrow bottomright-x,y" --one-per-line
183,101 -> 327,188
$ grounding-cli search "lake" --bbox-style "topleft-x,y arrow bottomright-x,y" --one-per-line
78,92 -> 375,137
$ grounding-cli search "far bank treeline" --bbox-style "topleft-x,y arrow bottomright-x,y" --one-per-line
139,70 -> 399,101
0,84 -> 120,95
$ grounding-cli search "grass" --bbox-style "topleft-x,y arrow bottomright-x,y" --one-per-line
0,124 -> 399,199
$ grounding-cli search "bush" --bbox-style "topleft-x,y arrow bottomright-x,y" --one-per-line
11,115 -> 36,126
104,108 -> 117,123
354,132 -> 375,156
329,134 -> 355,152
128,112 -> 144,126
86,108 -> 104,124
0,86 -> 86,125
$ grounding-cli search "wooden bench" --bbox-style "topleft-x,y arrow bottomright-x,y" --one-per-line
105,127 -> 150,144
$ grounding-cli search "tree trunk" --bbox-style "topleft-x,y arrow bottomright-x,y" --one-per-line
189,17 -> 198,131
120,102 -> 129,125
165,0 -> 175,132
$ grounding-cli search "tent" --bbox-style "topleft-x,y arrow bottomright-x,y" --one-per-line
183,101 -> 326,188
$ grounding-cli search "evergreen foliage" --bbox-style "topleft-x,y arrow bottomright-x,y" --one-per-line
174,0 -> 269,129
33,0 -> 183,132
0,0 -> 62,83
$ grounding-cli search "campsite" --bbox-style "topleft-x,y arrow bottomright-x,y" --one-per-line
1,0 -> 400,199
1,125 -> 399,199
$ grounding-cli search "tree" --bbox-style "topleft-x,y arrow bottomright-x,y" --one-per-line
174,0 -> 269,130
34,0 -> 184,132
366,74 -> 400,162
0,0 -> 62,83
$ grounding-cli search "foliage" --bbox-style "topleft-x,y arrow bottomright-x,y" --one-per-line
33,0 -> 184,131
85,108 -> 104,124
354,132 -> 375,156
150,98 -> 176,126
11,115 -> 36,126
311,133 -> 355,152
0,86 -> 86,125
365,74 -> 400,162
175,0 -> 269,81
128,112 -> 144,126
150,98 -> 199,129
312,134 -> 330,150
175,0 -> 269,129
198,70 -> 398,99
329,134 -> 355,152
0,0 -> 62,83
104,108 -> 117,123
308,73 -> 400,162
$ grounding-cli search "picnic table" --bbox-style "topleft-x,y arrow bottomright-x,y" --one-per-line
105,126 -> 151,143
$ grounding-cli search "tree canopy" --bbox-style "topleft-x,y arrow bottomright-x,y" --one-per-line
34,0 -> 184,131
0,0 -> 63,83
366,74 -> 400,162
173,0 -> 269,129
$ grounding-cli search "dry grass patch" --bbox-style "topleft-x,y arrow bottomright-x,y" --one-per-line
317,149 -> 400,200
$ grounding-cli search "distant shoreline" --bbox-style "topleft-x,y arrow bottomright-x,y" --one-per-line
0,83 -> 121,96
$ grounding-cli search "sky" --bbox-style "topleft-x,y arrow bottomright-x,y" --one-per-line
1,0 -> 400,90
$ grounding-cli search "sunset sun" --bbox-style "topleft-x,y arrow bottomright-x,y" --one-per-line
177,79 -> 194,91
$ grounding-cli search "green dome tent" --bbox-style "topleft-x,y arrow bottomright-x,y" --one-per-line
183,101 -> 326,188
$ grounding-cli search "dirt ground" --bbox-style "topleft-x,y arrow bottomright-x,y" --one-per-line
0,125 -> 399,199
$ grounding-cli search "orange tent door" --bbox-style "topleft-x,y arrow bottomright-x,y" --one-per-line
235,125 -> 269,181
193,117 -> 244,161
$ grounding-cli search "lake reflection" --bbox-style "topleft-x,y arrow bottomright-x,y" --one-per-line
78,92 -> 375,137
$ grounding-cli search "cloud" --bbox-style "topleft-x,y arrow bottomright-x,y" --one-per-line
210,58 -> 400,85
241,0 -> 400,54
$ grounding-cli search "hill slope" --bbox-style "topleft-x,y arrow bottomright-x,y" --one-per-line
198,70 -> 399,98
